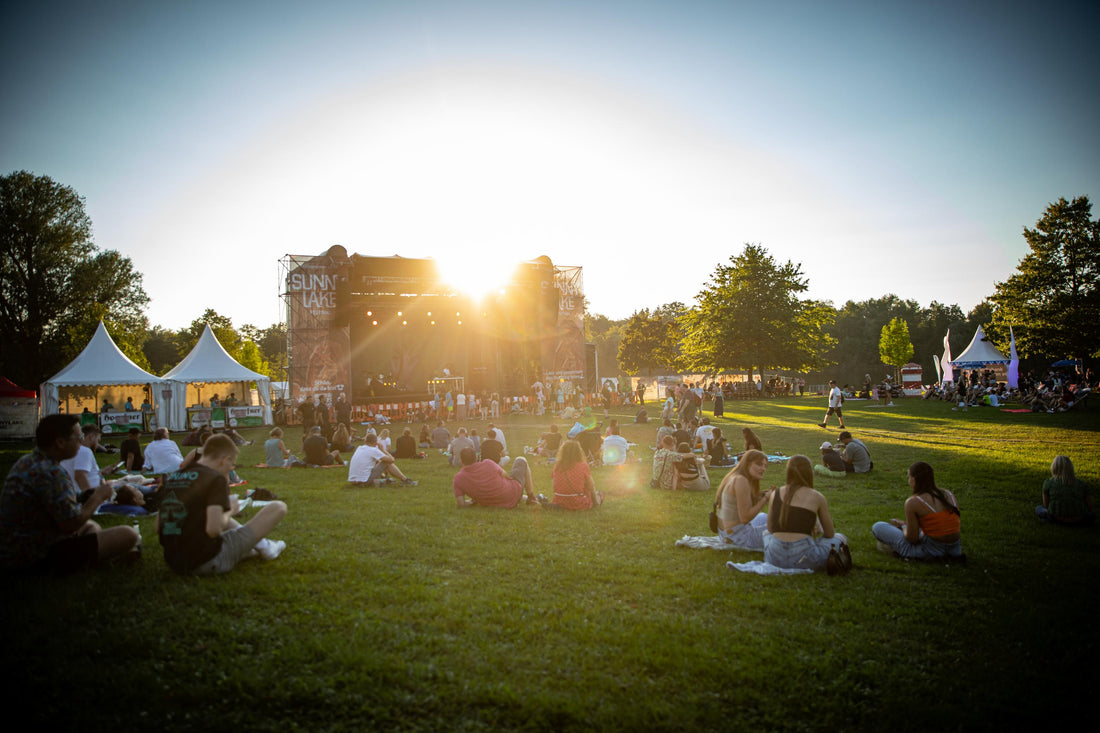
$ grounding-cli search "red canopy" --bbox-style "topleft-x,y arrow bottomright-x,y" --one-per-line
0,376 -> 36,398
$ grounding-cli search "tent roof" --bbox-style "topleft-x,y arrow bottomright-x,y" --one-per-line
0,376 -> 36,398
162,325 -> 267,383
44,321 -> 163,387
950,325 -> 1009,367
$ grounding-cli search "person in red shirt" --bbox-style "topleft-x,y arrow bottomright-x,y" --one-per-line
453,448 -> 536,508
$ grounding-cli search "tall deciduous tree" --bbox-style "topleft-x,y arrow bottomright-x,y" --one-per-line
617,308 -> 681,377
0,171 -> 149,386
680,244 -> 835,381
991,196 -> 1100,361
879,317 -> 914,381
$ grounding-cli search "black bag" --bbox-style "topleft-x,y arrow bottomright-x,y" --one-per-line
708,509 -> 719,533
825,542 -> 853,576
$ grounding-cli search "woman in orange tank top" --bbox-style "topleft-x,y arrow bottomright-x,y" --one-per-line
872,462 -> 964,561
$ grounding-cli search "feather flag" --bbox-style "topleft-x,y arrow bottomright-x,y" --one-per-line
933,354 -> 942,384
941,329 -> 954,383
1007,326 -> 1019,388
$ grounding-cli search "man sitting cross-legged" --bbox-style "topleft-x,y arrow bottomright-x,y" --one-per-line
453,448 -> 537,508
156,434 -> 287,575
348,433 -> 417,486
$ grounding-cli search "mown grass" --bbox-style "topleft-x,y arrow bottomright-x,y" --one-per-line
1,397 -> 1097,731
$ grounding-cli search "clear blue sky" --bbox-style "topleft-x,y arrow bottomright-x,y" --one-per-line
3,0 -> 1097,329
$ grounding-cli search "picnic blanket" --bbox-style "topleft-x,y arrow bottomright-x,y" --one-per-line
1001,409 -> 1032,413
727,560 -> 813,576
675,534 -> 763,553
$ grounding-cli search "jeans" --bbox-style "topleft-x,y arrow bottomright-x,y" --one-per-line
871,521 -> 962,559
763,531 -> 847,570
718,513 -> 768,551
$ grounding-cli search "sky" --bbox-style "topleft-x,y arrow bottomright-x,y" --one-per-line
3,0 -> 1098,330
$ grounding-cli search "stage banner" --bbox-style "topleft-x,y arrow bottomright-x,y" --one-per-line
187,407 -> 226,428
100,411 -> 144,434
0,401 -> 38,439
228,405 -> 264,427
285,253 -> 352,407
543,265 -> 586,383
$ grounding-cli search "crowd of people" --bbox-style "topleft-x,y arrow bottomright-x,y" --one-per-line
922,368 -> 1094,413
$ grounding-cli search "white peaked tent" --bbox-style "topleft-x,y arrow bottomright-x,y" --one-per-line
161,325 -> 272,431
40,321 -> 165,417
948,325 -> 1010,369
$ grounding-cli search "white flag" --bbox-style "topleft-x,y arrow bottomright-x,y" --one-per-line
941,329 -> 954,383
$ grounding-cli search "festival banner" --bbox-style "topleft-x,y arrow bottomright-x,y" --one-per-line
228,405 -> 265,427
100,411 -> 144,434
543,265 -> 586,384
285,253 -> 352,406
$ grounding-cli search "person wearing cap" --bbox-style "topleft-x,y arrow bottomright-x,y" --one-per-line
818,380 -> 846,429
814,441 -> 847,477
837,431 -> 872,473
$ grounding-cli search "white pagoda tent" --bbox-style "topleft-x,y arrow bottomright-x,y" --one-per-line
161,325 -> 273,431
948,325 -> 1010,369
40,321 -> 166,419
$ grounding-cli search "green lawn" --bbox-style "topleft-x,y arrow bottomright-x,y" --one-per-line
2,397 -> 1098,731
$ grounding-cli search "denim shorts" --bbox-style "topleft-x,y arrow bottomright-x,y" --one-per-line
871,522 -> 961,559
718,513 -> 767,551
763,531 -> 847,571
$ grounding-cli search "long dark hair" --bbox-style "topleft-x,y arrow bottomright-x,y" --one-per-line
742,428 -> 762,452
780,455 -> 814,526
908,461 -> 960,515
716,449 -> 766,507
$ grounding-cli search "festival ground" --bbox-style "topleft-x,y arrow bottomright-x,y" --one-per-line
1,396 -> 1097,731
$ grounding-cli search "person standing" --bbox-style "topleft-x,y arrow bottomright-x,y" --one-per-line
818,380 -> 846,429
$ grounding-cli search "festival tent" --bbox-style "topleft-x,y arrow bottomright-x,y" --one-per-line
1,376 -> 38,439
39,321 -> 166,419
948,325 -> 1010,368
160,325 -> 272,431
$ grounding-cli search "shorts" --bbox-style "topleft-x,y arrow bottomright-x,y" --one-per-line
826,407 -> 843,417
510,456 -> 530,484
33,532 -> 99,575
192,525 -> 259,575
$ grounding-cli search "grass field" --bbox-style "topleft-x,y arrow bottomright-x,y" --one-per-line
2,397 -> 1098,731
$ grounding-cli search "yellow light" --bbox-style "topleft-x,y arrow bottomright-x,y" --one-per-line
397,311 -> 402,316
366,310 -> 372,316
456,311 -> 461,317
458,320 -> 462,325
402,320 -> 407,325
431,320 -> 436,325
427,311 -> 432,316
372,320 -> 378,326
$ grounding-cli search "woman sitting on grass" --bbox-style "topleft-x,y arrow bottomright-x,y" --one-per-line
651,435 -> 678,490
741,427 -> 762,454
1036,455 -> 1094,525
264,427 -> 300,468
764,455 -> 848,570
550,439 -> 602,510
872,462 -> 963,560
417,424 -> 431,448
714,448 -> 770,549
330,423 -> 354,452
706,428 -> 735,467
673,442 -> 710,491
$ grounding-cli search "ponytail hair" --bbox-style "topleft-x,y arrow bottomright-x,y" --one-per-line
780,455 -> 814,526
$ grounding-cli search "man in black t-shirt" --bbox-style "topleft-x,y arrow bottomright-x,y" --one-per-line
157,434 -> 288,575
119,427 -> 144,473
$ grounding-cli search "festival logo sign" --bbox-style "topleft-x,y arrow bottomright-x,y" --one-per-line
286,253 -> 352,404
543,266 -> 586,383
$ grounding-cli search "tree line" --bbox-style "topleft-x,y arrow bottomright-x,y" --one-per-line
3,171 -> 1096,389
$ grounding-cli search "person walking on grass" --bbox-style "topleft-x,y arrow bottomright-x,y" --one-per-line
818,379 -> 846,430
157,434 -> 287,575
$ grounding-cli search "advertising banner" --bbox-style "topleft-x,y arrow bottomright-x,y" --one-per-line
188,407 -> 226,428
543,265 -> 586,383
100,411 -> 144,434
286,254 -> 352,407
228,405 -> 264,427
0,401 -> 38,439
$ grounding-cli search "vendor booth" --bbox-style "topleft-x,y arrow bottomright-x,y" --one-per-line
0,376 -> 38,439
39,321 -> 165,430
947,325 -> 1010,377
901,363 -> 923,396
161,325 -> 273,432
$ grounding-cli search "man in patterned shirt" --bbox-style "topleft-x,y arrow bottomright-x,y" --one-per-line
0,414 -> 139,573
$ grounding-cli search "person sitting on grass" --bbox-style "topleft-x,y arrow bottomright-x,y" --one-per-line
764,455 -> 848,571
872,461 -> 963,561
143,427 -> 184,474
264,427 -> 301,468
837,431 -> 872,473
157,434 -> 287,574
448,428 -> 476,468
330,423 -> 355,453
120,427 -> 144,473
673,442 -> 710,491
393,428 -> 421,459
601,424 -> 630,466
655,418 -> 675,449
348,433 -> 416,486
60,424 -> 120,496
814,441 -> 847,477
303,426 -> 343,467
0,415 -> 140,574
651,435 -> 678,490
546,439 -> 602,510
713,449 -> 770,549
739,427 -> 762,459
430,421 -> 451,449
479,428 -> 508,466
1036,455 -> 1094,526
180,431 -> 246,484
534,424 -> 563,458
418,424 -> 431,448
453,448 -> 537,508
706,427 -> 735,467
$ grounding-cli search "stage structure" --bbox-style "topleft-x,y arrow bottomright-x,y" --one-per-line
281,248 -> 586,408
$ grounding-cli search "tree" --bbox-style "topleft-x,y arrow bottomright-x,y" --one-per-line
617,309 -> 681,376
680,244 -> 835,381
0,171 -> 149,387
991,196 -> 1100,361
879,317 -> 914,381
584,309 -> 627,382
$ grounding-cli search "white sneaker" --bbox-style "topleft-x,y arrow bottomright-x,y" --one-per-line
256,539 -> 286,561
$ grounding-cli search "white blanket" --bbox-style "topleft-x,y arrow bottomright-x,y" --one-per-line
727,560 -> 813,576
674,534 -> 763,553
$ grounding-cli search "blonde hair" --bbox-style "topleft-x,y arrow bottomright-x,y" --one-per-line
554,439 -> 586,473
1051,455 -> 1075,484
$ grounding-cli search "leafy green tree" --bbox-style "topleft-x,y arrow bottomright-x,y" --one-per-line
143,326 -> 183,375
0,171 -> 149,386
584,309 -> 627,381
879,317 -> 914,381
617,309 -> 680,376
680,244 -> 835,381
991,196 -> 1100,361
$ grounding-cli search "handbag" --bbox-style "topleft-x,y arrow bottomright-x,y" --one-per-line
825,542 -> 853,576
